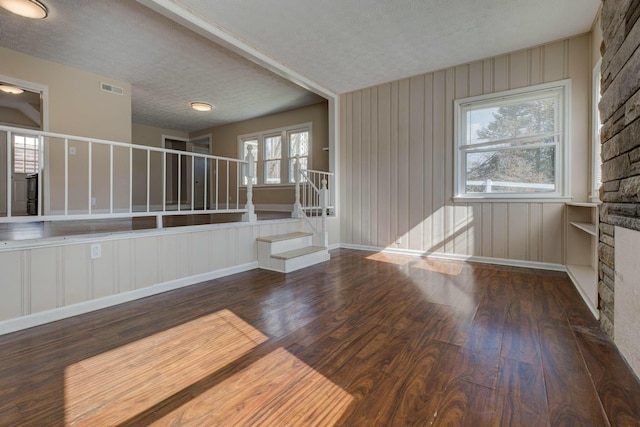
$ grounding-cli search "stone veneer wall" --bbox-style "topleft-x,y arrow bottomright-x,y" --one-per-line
598,0 -> 640,338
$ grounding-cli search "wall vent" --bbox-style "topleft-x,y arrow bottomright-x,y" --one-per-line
100,82 -> 124,95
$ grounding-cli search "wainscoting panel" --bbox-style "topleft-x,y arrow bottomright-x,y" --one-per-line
340,34 -> 590,264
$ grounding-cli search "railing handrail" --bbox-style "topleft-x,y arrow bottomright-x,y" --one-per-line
300,168 -> 334,176
0,125 -> 246,164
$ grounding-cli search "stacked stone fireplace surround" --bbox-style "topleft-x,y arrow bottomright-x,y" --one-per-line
598,0 -> 640,338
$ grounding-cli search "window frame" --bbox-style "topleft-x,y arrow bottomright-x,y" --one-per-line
591,60 -> 602,203
238,122 -> 312,186
453,79 -> 571,202
287,126 -> 311,183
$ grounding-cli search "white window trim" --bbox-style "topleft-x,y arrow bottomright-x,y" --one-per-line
238,122 -> 312,187
453,79 -> 571,202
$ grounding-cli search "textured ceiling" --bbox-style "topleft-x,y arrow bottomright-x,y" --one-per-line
0,0 -> 600,133
0,0 -> 325,132
164,0 -> 601,94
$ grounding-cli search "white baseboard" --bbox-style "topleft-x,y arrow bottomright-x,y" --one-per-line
0,261 -> 258,336
339,243 -> 566,272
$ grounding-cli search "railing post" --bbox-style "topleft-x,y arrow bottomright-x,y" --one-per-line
242,145 -> 257,223
292,154 -> 303,218
320,177 -> 329,247
485,178 -> 493,193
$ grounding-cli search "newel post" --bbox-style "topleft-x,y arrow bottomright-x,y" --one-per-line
292,154 -> 303,218
320,177 -> 329,247
242,145 -> 257,223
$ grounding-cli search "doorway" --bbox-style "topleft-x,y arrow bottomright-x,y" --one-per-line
0,77 -> 46,217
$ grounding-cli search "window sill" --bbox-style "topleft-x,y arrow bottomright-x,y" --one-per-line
452,196 -> 574,203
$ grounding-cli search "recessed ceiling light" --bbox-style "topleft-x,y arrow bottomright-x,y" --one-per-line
0,0 -> 48,19
190,102 -> 214,112
0,84 -> 25,94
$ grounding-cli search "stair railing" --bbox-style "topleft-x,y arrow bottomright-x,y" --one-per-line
292,154 -> 333,247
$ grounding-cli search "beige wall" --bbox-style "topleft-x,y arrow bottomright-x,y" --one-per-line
192,101 -> 329,206
591,7 -> 603,68
1,46 -> 133,213
340,34 -> 592,265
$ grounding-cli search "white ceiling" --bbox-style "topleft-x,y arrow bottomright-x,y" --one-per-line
0,0 -> 600,132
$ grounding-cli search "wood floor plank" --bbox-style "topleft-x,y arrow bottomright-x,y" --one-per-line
0,249 -> 638,426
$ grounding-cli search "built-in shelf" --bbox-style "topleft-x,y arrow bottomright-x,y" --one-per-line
565,203 -> 599,319
570,221 -> 597,236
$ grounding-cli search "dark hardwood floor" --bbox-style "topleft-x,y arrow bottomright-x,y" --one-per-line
1,249 -> 639,426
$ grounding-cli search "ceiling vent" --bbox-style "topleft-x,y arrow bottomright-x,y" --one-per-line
100,82 -> 124,95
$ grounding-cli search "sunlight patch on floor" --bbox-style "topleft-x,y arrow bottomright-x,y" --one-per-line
365,252 -> 418,266
153,347 -> 354,426
64,309 -> 268,426
410,258 -> 464,276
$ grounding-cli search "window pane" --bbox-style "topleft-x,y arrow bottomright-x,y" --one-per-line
264,136 -> 281,160
289,156 -> 308,183
13,135 -> 39,174
265,159 -> 280,184
467,97 -> 557,145
289,131 -> 309,156
465,147 -> 555,193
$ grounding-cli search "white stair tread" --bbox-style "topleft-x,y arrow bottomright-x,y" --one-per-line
271,246 -> 327,260
257,232 -> 313,243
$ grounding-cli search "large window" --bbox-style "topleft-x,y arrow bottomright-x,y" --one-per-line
13,134 -> 39,174
239,123 -> 312,185
454,80 -> 570,200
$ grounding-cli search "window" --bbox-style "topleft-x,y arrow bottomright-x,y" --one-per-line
454,80 -> 570,199
288,129 -> 309,183
238,123 -> 312,185
241,139 -> 258,185
13,134 -> 39,174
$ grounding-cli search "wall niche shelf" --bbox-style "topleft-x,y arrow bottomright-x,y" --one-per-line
565,202 -> 600,319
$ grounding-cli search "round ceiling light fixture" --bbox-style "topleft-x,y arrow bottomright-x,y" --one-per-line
0,84 -> 25,94
0,0 -> 48,19
190,102 -> 214,112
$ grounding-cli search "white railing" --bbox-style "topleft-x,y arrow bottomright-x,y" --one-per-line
0,125 -> 249,226
292,155 -> 333,247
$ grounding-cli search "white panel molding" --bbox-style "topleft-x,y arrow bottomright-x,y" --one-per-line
339,243 -> 566,272
0,261 -> 258,336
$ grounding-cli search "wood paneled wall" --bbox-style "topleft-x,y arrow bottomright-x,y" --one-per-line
0,220 -> 305,325
339,34 -> 592,265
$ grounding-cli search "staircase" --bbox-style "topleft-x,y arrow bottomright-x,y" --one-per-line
257,232 -> 330,273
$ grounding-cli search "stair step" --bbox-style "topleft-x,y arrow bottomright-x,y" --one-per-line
256,232 -> 313,243
271,245 -> 327,260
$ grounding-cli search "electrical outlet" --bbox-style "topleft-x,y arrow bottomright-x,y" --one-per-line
395,236 -> 402,245
69,146 -> 76,155
90,243 -> 101,259
91,197 -> 96,206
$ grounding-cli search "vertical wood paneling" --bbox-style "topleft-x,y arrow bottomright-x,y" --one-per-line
444,69 -> 455,254
0,252 -> 22,320
508,204 -> 529,260
340,94 -> 348,243
30,248 -> 58,313
390,82 -> 399,246
492,204 -> 508,259
191,232 -> 210,275
93,241 -> 115,298
509,50 -> 530,89
361,89 -> 372,246
134,236 -> 160,289
423,75 -> 434,251
529,204 -> 543,262
370,87 -> 379,247
543,40 -> 567,82
542,203 -> 565,264
431,71 -> 446,252
493,55 -> 510,91
377,84 -> 391,246
160,234 -> 180,282
63,245 -> 90,305
529,47 -> 544,85
116,239 -> 133,293
344,93 -> 353,244
339,35 -> 588,267
398,79 -> 410,249
352,91 -> 362,245
409,75 -> 424,250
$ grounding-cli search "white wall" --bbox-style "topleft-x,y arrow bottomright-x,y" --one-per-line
0,219 -> 321,334
339,34 -> 592,266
